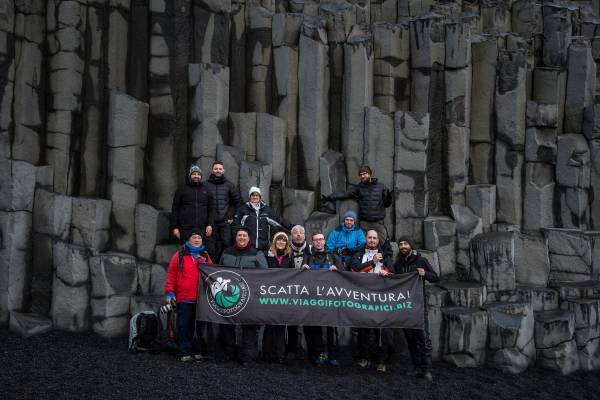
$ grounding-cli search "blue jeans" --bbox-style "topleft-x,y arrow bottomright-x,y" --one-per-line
176,302 -> 205,357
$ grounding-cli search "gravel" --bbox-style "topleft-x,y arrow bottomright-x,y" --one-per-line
1,329 -> 598,400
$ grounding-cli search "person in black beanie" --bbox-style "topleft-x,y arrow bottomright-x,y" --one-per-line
394,235 -> 439,381
170,165 -> 215,244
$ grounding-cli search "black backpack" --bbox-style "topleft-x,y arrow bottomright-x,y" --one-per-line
129,311 -> 161,354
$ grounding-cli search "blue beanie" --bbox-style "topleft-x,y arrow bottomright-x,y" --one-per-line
343,210 -> 357,222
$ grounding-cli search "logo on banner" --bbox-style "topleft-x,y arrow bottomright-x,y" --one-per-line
206,270 -> 250,317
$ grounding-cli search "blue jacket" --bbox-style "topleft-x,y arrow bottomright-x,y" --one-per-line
325,225 -> 366,255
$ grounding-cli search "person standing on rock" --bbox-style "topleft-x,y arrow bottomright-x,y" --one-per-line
349,229 -> 395,373
219,226 -> 268,365
204,161 -> 242,259
302,231 -> 342,367
394,235 -> 439,381
235,187 -> 291,251
321,165 -> 393,242
325,210 -> 366,269
164,229 -> 213,363
170,165 -> 215,245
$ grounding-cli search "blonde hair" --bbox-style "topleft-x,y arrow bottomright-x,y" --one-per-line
270,232 -> 291,257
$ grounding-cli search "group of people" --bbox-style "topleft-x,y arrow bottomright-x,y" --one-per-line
164,162 -> 438,380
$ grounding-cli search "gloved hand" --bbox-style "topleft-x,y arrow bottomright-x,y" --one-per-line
166,293 -> 176,304
335,248 -> 344,256
321,195 -> 332,203
341,248 -> 350,256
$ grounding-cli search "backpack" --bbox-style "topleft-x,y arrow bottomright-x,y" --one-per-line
129,311 -> 161,354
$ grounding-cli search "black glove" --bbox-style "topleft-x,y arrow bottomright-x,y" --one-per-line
335,248 -> 344,256
341,248 -> 350,256
321,195 -> 332,203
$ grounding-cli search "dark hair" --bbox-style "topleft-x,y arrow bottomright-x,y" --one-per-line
212,160 -> 224,167
311,230 -> 325,240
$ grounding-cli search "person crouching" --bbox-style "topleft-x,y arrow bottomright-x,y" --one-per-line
165,229 -> 213,363
262,232 -> 294,363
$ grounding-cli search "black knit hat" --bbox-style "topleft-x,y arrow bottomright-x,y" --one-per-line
397,235 -> 415,249
188,227 -> 204,239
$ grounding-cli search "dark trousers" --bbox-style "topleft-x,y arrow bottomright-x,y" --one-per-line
286,326 -> 299,354
403,308 -> 432,370
219,324 -> 259,362
304,326 -> 338,361
357,328 -> 394,364
263,325 -> 286,361
175,302 -> 205,357
213,221 -> 233,260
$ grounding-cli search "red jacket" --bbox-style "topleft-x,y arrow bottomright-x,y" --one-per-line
165,249 -> 213,303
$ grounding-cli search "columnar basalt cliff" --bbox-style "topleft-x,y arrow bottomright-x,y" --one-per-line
2,0 -> 600,375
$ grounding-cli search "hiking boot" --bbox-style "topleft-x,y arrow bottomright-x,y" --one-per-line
376,364 -> 387,373
326,359 -> 339,367
179,355 -> 194,363
422,371 -> 433,381
315,353 -> 327,367
358,359 -> 370,369
193,354 -> 207,361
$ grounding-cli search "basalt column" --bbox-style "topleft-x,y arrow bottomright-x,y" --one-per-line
46,0 -> 87,195
297,19 -> 329,190
12,1 -> 45,165
146,0 -> 191,210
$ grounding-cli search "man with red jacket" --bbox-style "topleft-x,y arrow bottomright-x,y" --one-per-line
165,228 -> 213,362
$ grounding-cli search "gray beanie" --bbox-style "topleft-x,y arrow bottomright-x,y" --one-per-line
189,165 -> 202,177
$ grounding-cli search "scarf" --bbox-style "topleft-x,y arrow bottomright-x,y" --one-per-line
234,241 -> 251,252
185,242 -> 205,259
291,241 -> 306,252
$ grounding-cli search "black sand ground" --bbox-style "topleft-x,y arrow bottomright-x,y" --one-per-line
1,329 -> 598,400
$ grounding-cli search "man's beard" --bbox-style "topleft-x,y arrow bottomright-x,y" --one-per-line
400,248 -> 411,256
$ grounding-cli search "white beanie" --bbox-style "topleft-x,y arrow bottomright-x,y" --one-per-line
249,186 -> 261,197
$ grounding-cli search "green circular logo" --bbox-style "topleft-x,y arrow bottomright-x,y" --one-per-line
215,284 -> 241,308
205,270 -> 250,317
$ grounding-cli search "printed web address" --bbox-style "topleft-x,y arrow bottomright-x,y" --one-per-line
258,297 -> 413,311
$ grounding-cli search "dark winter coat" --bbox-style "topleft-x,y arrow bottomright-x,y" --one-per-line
170,180 -> 216,232
302,249 -> 342,270
235,202 -> 291,251
290,241 -> 311,269
205,174 -> 242,223
266,251 -> 294,269
393,251 -> 439,284
220,246 -> 268,269
330,178 -> 392,222
349,244 -> 394,273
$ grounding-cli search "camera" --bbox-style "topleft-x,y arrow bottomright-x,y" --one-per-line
159,302 -> 176,314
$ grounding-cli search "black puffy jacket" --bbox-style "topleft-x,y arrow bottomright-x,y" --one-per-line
330,178 -> 392,222
393,251 -> 439,283
205,174 -> 242,223
235,202 -> 291,251
170,180 -> 215,232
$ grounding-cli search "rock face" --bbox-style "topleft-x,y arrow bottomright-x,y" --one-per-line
485,302 -> 535,374
442,307 -> 488,367
1,0 -> 600,374
470,232 -> 516,296
535,310 -> 579,375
